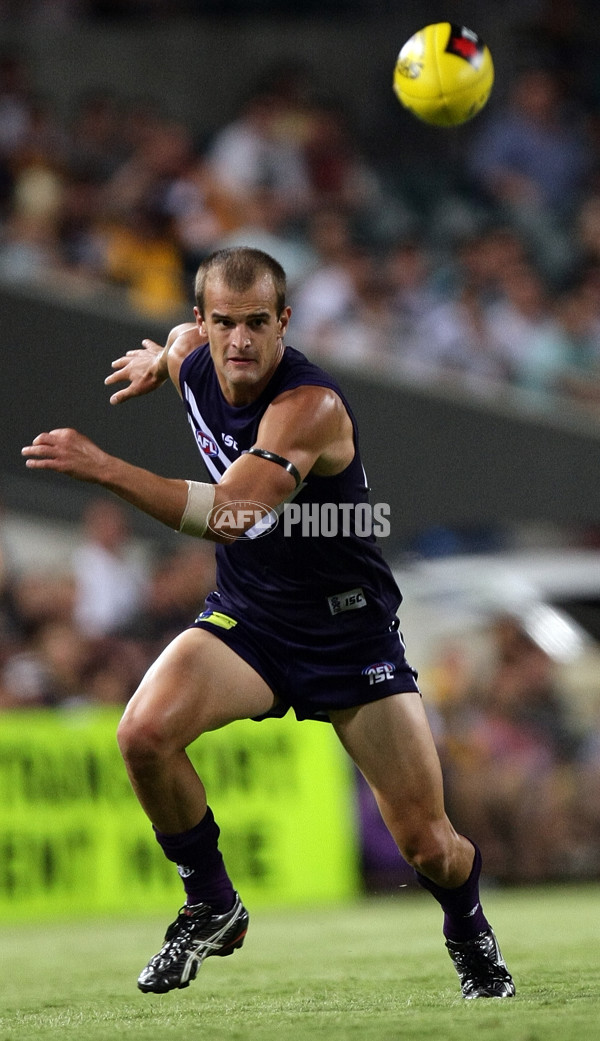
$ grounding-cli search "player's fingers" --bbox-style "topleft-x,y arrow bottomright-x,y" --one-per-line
23,452 -> 64,468
21,442 -> 54,460
22,429 -> 64,451
105,368 -> 127,384
108,356 -> 129,372
25,431 -> 53,446
109,387 -> 132,405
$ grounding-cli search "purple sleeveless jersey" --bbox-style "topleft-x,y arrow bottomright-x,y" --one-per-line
179,344 -> 418,720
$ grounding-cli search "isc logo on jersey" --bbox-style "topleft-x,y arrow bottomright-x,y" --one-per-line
196,431 -> 219,457
362,662 -> 395,685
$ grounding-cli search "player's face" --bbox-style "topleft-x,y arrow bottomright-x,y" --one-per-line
196,274 -> 291,405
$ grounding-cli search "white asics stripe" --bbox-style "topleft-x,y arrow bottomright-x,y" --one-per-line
181,903 -> 244,982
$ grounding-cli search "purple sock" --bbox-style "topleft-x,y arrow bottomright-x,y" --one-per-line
154,806 -> 235,913
415,841 -> 490,941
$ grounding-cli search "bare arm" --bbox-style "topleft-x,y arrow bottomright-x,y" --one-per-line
21,386 -> 354,542
105,323 -> 201,405
216,384 -> 355,502
22,428 -> 189,529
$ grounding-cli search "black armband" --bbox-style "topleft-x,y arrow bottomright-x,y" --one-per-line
245,448 -> 302,489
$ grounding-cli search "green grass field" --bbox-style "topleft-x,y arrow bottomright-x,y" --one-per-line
1,883 -> 599,1041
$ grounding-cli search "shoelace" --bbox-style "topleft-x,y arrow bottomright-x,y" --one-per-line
152,909 -> 211,968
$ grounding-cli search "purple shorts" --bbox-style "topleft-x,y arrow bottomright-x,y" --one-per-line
191,606 -> 420,723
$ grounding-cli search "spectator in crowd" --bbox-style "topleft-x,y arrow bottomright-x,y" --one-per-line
100,113 -> 195,222
385,237 -> 443,332
433,614 -> 583,883
9,567 -> 76,636
467,66 -> 593,221
66,89 -> 127,183
0,616 -> 92,709
485,261 -> 557,381
511,0 -> 598,110
401,281 -> 509,391
71,497 -> 150,638
0,208 -> 65,283
0,564 -> 78,707
0,529 -> 217,710
300,94 -> 408,243
101,201 -> 187,315
439,225 -> 530,304
293,241 -> 396,367
121,541 -> 216,656
0,571 -> 151,709
574,193 -> 600,270
96,112 -> 196,312
0,73 -> 70,283
571,707 -> 600,875
466,65 -> 594,282
212,185 -> 316,293
56,167 -> 107,281
395,228 -> 556,391
514,277 -> 600,407
204,85 -> 312,228
161,153 -> 233,278
291,208 -> 383,358
0,47 -> 34,174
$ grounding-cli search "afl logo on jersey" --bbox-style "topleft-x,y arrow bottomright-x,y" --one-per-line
196,430 -> 219,457
362,661 -> 395,685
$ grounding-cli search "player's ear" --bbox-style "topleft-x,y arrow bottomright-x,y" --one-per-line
194,306 -> 207,338
278,306 -> 292,335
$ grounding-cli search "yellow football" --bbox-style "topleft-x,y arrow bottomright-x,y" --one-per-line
393,22 -> 494,127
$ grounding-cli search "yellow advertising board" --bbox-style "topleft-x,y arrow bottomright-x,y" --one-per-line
0,708 -> 359,920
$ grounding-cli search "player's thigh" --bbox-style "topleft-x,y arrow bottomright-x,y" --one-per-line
329,691 -> 446,817
120,626 -> 278,750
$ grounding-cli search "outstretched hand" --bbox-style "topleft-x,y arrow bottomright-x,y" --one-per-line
22,428 -> 108,483
104,339 -> 167,405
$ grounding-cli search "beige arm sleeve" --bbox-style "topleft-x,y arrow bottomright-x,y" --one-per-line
178,480 -> 216,538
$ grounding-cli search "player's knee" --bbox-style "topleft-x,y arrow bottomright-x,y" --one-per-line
409,843 -> 454,879
396,824 -> 453,877
117,707 -> 171,767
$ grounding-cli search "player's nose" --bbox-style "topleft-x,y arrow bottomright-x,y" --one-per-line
231,325 -> 252,349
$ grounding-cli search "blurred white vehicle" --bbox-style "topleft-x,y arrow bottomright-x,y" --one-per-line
392,548 -> 600,726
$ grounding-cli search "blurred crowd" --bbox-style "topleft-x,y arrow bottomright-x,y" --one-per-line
429,614 -> 600,885
0,496 -> 217,709
359,611 -> 600,888
3,3 -> 600,414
